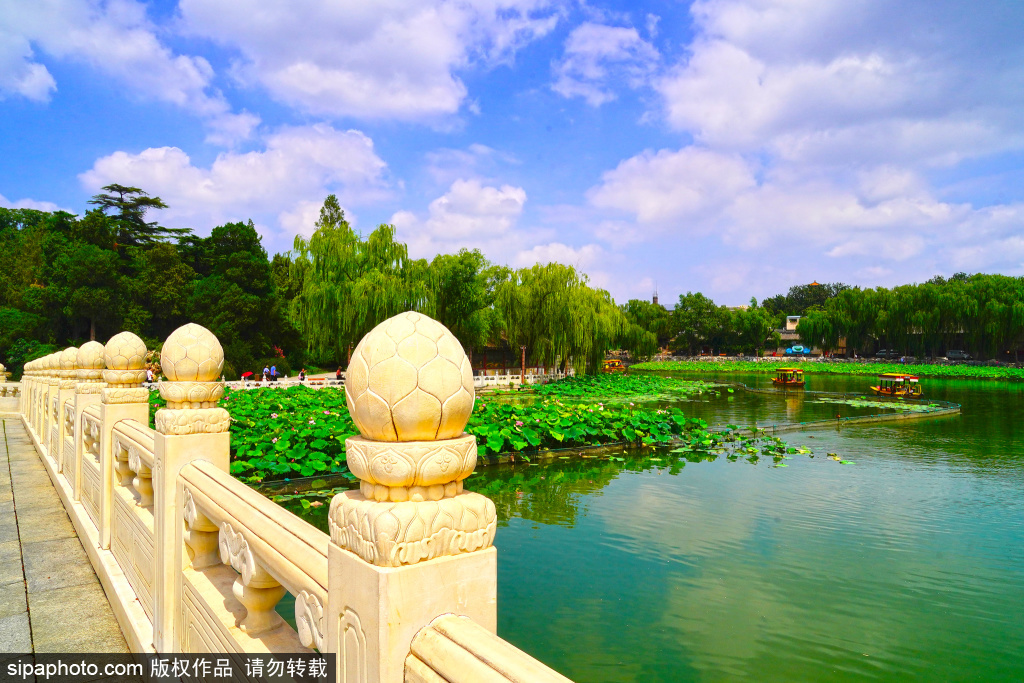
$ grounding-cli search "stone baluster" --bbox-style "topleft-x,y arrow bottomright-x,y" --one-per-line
72,342 -> 105,501
326,312 -> 497,682
150,323 -> 230,652
218,521 -> 286,635
182,489 -> 219,570
99,332 -> 149,549
113,445 -> 134,487
55,347 -> 78,473
130,449 -> 154,507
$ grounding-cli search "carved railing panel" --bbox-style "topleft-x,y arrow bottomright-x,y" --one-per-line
80,407 -> 103,528
180,460 -> 326,653
109,420 -> 158,624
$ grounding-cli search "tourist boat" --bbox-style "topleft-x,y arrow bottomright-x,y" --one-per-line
772,368 -> 805,387
602,359 -> 626,373
870,373 -> 923,397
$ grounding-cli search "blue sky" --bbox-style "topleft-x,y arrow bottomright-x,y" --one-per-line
2,0 -> 1023,306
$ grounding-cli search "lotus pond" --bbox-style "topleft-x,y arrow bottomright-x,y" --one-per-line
283,371 -> 1023,682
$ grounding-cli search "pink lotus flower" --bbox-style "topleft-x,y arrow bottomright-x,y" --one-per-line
515,420 -> 523,427
271,413 -> 278,418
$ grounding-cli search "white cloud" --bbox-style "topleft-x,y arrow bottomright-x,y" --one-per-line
179,0 -> 561,120
588,147 -> 755,224
0,33 -> 56,101
655,0 -> 1024,166
0,193 -> 64,212
392,178 -> 529,259
552,22 -> 658,106
514,242 -> 603,269
554,0 -> 1024,301
0,0 -> 257,143
79,124 -> 389,250
582,139 -> 1024,290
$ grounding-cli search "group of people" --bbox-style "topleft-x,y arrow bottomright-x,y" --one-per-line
238,365 -> 345,384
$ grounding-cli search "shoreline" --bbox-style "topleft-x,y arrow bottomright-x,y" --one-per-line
631,359 -> 1024,381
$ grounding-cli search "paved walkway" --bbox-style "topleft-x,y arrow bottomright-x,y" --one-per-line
0,417 -> 127,656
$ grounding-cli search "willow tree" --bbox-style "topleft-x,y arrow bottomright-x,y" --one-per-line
290,195 -> 430,364
493,262 -> 639,374
494,262 -> 579,372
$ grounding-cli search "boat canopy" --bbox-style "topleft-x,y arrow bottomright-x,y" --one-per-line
879,373 -> 919,382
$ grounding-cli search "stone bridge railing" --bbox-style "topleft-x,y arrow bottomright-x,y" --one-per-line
0,362 -> 20,408
215,371 -> 570,392
15,315 -> 572,682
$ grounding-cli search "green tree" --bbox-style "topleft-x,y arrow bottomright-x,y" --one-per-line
188,220 -> 289,375
428,249 -> 494,354
88,184 -> 188,248
291,195 -> 431,365
732,303 -> 777,356
670,292 -> 731,355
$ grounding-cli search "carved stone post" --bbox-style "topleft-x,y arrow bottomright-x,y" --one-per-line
41,354 -> 53,436
45,353 -> 61,456
151,323 -> 230,653
99,332 -> 149,550
73,342 -> 105,501
327,312 -> 497,683
22,360 -> 34,425
56,347 -> 78,473
36,355 -> 47,439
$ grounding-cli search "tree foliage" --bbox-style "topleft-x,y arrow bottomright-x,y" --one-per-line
796,275 -> 1024,359
762,282 -> 850,320
290,196 -> 432,364
0,195 -> 297,376
87,184 -> 189,247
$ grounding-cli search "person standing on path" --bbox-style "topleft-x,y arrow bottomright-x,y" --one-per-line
263,365 -> 270,382
270,364 -> 277,382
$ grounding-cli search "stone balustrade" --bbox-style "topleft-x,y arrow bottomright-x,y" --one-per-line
13,315 -> 574,683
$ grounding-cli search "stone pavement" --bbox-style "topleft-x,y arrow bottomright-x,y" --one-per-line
0,417 -> 128,657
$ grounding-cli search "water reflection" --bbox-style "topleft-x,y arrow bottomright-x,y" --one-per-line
475,374 -> 1024,682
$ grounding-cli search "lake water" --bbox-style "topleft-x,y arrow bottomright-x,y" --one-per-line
288,372 -> 1024,681
472,373 -> 1024,682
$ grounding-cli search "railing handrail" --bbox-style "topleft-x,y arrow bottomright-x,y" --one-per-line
406,614 -> 572,683
112,418 -> 156,467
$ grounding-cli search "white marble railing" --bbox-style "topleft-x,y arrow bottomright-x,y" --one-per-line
473,371 -> 567,388
14,321 -> 573,683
